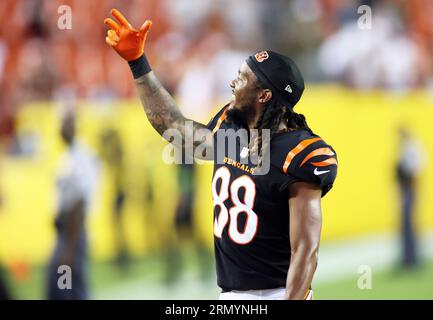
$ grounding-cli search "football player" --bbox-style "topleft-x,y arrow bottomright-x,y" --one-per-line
47,109 -> 99,300
104,9 -> 337,300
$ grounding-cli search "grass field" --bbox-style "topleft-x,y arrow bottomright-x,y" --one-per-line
2,250 -> 433,300
315,261 -> 433,300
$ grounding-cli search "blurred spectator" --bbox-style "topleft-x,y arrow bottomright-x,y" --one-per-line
2,0 -> 433,108
0,270 -> 10,300
176,31 -> 242,121
317,1 -> 420,90
164,160 -> 213,284
395,126 -> 425,269
46,108 -> 99,299
0,147 -> 12,300
99,127 -> 130,269
16,38 -> 56,101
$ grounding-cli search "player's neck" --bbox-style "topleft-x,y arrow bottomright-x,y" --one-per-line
247,103 -> 267,129
248,111 -> 262,130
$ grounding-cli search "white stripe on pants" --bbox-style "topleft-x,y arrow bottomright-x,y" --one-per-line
219,288 -> 314,300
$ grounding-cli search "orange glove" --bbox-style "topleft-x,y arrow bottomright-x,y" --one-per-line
104,9 -> 152,61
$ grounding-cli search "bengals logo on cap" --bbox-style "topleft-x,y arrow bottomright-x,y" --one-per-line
255,51 -> 269,62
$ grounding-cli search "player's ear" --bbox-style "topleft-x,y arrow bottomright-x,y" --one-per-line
258,89 -> 272,104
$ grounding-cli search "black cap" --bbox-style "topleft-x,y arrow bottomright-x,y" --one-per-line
246,50 -> 304,109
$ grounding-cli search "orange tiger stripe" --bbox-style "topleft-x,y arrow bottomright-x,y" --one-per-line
300,147 -> 335,167
212,109 -> 228,134
282,137 -> 322,174
311,157 -> 338,167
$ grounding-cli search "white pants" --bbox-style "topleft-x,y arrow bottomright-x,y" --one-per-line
219,288 -> 314,300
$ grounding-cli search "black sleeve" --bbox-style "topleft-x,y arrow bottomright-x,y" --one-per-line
291,162 -> 336,196
282,139 -> 338,197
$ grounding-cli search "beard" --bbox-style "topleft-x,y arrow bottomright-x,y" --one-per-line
226,99 -> 257,129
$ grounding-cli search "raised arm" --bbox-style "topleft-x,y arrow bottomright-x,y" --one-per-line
104,9 -> 212,160
133,72 -> 211,150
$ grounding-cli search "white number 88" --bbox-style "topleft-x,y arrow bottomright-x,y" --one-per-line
212,167 -> 258,245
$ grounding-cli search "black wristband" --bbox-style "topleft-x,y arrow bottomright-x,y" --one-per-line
128,55 -> 152,79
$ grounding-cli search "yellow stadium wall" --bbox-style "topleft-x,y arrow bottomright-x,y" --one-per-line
0,85 -> 432,266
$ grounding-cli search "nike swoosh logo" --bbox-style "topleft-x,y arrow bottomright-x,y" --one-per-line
314,168 -> 330,175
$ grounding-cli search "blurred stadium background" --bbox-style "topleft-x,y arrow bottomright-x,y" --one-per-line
0,0 -> 433,299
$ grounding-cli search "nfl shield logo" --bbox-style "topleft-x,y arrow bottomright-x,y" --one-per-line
240,147 -> 249,159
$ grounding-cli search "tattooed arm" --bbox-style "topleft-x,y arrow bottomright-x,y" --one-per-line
103,9 -> 213,160
135,72 -> 213,160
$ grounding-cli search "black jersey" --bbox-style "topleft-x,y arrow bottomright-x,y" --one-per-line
206,105 -> 338,292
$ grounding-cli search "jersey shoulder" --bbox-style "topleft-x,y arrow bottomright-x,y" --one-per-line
206,104 -> 230,133
271,129 -> 338,196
